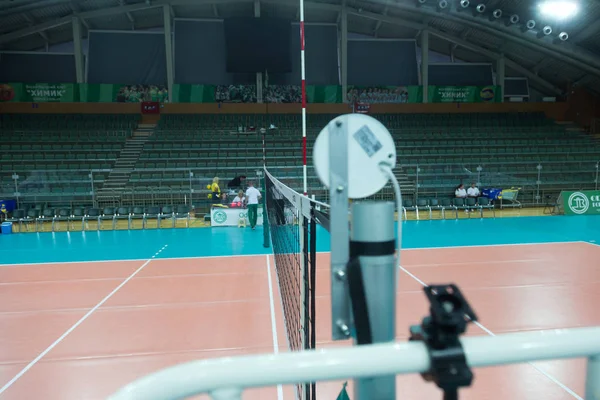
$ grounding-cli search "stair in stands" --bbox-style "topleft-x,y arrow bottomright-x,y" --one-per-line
395,169 -> 416,194
95,124 -> 155,207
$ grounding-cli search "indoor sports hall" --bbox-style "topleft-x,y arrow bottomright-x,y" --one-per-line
2,0 -> 600,398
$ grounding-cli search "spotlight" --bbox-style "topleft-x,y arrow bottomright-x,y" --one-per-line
437,0 -> 448,10
509,14 -> 519,24
526,19 -> 536,29
460,0 -> 470,8
539,1 -> 578,20
492,9 -> 502,18
558,31 -> 569,41
475,3 -> 485,12
417,0 -> 427,4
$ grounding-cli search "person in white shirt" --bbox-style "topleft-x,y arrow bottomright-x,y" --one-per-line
466,183 -> 480,212
455,183 -> 468,213
455,184 -> 467,198
232,190 -> 245,206
245,182 -> 262,230
467,183 -> 480,198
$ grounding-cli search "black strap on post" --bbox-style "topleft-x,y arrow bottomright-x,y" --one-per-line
346,257 -> 372,345
347,239 -> 396,346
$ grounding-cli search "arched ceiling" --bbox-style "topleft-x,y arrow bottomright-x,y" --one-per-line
1,0 -> 599,95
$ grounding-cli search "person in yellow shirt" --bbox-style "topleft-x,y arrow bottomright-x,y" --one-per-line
210,177 -> 221,204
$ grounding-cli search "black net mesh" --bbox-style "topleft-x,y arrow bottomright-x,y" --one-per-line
264,171 -> 316,400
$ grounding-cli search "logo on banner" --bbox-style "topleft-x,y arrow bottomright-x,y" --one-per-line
479,87 -> 495,102
213,210 -> 227,224
568,192 -> 589,214
0,84 -> 15,102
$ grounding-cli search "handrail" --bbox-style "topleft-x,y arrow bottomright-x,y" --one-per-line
109,326 -> 600,400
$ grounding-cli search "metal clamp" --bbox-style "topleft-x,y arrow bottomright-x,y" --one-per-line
409,284 -> 478,400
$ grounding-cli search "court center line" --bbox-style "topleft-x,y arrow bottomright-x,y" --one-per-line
398,264 -> 584,400
266,255 -> 284,400
0,244 -> 168,396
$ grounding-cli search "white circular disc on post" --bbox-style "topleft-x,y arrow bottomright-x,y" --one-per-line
313,113 -> 396,199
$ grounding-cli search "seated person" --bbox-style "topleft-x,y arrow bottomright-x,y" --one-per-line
467,182 -> 480,198
466,183 -> 480,212
455,184 -> 467,198
231,190 -> 245,208
455,183 -> 468,213
220,192 -> 229,205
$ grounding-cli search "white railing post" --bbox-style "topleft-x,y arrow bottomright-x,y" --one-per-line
586,354 -> 600,400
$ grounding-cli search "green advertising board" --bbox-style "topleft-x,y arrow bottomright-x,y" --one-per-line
347,85 -> 422,104
562,190 -> 600,216
428,86 -> 501,103
0,83 -> 78,102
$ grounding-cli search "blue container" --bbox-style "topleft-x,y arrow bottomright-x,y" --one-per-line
1,222 -> 12,235
482,188 -> 502,200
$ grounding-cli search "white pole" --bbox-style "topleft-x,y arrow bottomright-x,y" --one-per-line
109,327 -> 600,400
300,0 -> 308,196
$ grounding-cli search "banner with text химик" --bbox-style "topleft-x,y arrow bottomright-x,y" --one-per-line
0,83 -> 78,102
428,86 -> 501,103
562,191 -> 600,216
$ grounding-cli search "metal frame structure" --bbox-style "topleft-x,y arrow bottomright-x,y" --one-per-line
2,0 -> 600,96
108,325 -> 600,400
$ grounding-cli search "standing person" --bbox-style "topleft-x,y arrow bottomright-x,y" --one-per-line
245,181 -> 262,230
271,185 -> 286,225
227,175 -> 246,191
210,177 -> 221,205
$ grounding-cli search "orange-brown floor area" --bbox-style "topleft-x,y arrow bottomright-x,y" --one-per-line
0,242 -> 599,399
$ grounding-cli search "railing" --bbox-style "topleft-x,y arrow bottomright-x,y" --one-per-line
404,161 -> 600,205
109,327 -> 600,400
2,162 -> 598,210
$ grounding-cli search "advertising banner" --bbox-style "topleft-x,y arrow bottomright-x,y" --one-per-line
562,191 -> 600,216
347,86 -> 422,104
79,84 -> 169,103
0,83 -> 78,102
210,206 -> 264,227
428,86 -> 501,103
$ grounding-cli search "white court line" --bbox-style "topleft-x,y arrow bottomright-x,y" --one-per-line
582,241 -> 600,247
266,255 -> 284,400
0,253 -> 265,267
398,264 -> 584,400
0,244 -> 168,396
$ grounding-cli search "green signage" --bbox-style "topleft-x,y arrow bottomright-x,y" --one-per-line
562,190 -> 600,216
428,86 -> 501,103
347,86 -> 422,104
0,83 -> 78,102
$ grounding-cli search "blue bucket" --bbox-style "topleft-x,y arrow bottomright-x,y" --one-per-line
1,222 -> 12,235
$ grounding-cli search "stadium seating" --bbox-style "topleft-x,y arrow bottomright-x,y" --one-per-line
0,114 -> 137,207
1,112 -> 599,228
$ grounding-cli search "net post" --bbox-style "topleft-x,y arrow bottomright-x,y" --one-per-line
350,201 -> 397,400
262,171 -> 270,249
299,205 -> 308,400
309,201 -> 317,400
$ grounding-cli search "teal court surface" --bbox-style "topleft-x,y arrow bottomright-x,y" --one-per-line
0,215 -> 599,400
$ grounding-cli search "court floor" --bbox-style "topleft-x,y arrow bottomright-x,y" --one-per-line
0,215 -> 599,400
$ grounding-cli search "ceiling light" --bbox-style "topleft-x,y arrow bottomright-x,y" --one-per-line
538,1 -> 578,20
